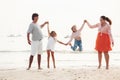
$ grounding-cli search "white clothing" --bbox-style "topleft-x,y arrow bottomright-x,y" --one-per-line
47,37 -> 57,51
31,40 -> 43,56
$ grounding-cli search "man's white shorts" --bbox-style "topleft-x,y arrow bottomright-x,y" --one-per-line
31,40 -> 43,56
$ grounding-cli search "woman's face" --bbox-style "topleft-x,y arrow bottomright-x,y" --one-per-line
100,18 -> 105,24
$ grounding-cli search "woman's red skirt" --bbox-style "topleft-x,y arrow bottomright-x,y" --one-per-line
95,32 -> 112,52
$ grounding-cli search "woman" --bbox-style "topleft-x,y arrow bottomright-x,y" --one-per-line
85,16 -> 114,69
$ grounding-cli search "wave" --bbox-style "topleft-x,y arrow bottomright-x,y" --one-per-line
0,50 -> 120,54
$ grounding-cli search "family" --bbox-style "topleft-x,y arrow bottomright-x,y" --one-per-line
27,13 -> 114,70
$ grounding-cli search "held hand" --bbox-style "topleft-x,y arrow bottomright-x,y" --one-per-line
45,21 -> 49,25
84,20 -> 87,23
28,40 -> 31,45
68,43 -> 72,46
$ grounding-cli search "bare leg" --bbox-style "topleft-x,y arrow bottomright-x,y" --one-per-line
47,50 -> 50,68
27,55 -> 34,70
104,51 -> 109,69
37,54 -> 41,70
98,51 -> 102,69
51,51 -> 56,68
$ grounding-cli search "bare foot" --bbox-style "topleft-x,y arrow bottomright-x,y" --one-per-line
106,66 -> 109,70
27,67 -> 30,70
54,66 -> 56,69
47,65 -> 50,69
38,67 -> 43,70
98,65 -> 101,69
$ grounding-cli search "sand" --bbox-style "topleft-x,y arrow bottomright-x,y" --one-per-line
0,67 -> 120,80
0,51 -> 120,80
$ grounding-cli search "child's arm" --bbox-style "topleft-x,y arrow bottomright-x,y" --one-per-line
57,40 -> 66,45
40,21 -> 49,28
47,22 -> 50,37
65,35 -> 73,45
78,20 -> 85,31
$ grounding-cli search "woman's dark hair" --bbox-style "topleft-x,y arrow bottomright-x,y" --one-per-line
32,13 -> 39,20
101,16 -> 112,25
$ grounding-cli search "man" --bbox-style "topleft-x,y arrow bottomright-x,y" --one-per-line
27,13 -> 48,70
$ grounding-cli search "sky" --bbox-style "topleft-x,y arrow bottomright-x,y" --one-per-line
0,0 -> 120,36
0,0 -> 120,51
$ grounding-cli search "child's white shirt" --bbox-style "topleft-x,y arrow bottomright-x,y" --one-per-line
47,36 -> 57,51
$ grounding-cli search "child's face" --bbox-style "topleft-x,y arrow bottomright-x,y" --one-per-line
53,32 -> 57,37
72,26 -> 77,32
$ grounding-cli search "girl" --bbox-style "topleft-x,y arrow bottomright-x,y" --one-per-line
65,21 -> 85,51
46,23 -> 65,68
85,16 -> 114,69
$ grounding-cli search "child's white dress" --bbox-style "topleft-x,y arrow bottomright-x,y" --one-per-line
47,36 -> 57,51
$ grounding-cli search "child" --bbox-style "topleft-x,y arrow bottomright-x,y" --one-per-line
65,21 -> 85,51
46,23 -> 65,68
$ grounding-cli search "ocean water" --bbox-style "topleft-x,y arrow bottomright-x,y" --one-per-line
0,34 -> 119,53
0,34 -> 120,69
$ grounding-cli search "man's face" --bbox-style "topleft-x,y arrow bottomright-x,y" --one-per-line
33,16 -> 38,22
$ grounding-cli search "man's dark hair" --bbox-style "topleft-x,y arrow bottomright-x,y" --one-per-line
32,13 -> 39,20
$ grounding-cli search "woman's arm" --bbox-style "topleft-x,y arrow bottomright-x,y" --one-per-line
108,26 -> 114,46
85,20 -> 99,28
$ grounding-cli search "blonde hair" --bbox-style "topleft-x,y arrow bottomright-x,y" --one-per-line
71,25 -> 76,30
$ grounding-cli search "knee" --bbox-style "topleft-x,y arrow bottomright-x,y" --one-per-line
51,53 -> 54,57
47,54 -> 50,57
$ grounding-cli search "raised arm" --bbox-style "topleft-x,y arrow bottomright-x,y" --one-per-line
85,20 -> 99,28
78,21 -> 85,31
40,21 -> 49,28
47,22 -> 50,37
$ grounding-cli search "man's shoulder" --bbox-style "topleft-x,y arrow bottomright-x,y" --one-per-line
29,23 -> 36,28
29,22 -> 34,26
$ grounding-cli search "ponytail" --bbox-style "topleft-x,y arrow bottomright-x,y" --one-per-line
105,17 -> 112,25
101,16 -> 112,25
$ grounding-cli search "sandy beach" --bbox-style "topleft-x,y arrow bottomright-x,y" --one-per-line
0,67 -> 120,80
0,51 -> 120,80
